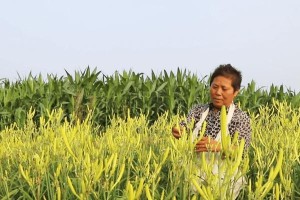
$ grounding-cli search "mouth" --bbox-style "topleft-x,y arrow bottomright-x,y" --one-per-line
213,98 -> 223,101
213,99 -> 224,104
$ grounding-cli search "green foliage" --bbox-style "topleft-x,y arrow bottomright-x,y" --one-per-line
248,100 -> 300,199
1,67 -> 299,199
237,81 -> 300,112
0,67 -> 299,130
0,101 -> 299,199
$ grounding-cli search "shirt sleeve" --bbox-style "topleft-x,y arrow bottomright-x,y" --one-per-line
179,104 -> 203,127
236,112 -> 252,150
179,108 -> 193,128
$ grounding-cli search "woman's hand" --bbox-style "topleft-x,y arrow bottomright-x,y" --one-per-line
195,137 -> 221,152
172,126 -> 184,139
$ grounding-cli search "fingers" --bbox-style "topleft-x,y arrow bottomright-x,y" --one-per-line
194,147 -> 209,152
194,145 -> 218,152
195,143 -> 209,152
172,132 -> 181,139
195,137 -> 220,152
172,126 -> 183,139
195,137 -> 210,145
172,126 -> 180,133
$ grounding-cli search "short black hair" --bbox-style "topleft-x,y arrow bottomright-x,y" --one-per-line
210,64 -> 242,91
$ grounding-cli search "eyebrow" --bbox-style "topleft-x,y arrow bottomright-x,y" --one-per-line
212,83 -> 228,87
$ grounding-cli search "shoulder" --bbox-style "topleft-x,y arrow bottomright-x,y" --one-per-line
186,103 -> 209,120
189,104 -> 209,114
232,104 -> 250,122
234,106 -> 249,117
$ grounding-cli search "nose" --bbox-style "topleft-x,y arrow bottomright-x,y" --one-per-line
215,88 -> 222,95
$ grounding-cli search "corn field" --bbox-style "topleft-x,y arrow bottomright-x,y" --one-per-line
0,67 -> 299,129
0,67 -> 300,199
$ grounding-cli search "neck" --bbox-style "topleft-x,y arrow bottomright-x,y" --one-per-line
211,103 -> 234,112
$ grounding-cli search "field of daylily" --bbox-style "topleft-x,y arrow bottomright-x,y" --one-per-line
0,67 -> 299,199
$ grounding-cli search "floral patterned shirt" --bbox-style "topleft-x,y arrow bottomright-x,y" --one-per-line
180,103 -> 252,150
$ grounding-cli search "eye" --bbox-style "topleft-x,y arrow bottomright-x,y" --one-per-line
222,87 -> 228,91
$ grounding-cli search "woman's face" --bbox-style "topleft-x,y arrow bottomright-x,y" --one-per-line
210,76 -> 239,109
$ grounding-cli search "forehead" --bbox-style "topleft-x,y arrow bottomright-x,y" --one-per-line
211,76 -> 233,86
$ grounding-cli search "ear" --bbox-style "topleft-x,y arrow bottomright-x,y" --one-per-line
233,90 -> 239,98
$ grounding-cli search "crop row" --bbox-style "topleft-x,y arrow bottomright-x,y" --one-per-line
0,67 -> 299,130
0,100 -> 299,199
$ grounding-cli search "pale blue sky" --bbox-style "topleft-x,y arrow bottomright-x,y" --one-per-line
1,1 -> 299,92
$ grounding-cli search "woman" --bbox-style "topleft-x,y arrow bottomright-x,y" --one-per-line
172,64 -> 251,152
172,64 -> 251,199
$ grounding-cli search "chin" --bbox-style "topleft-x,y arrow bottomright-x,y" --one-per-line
212,103 -> 222,109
